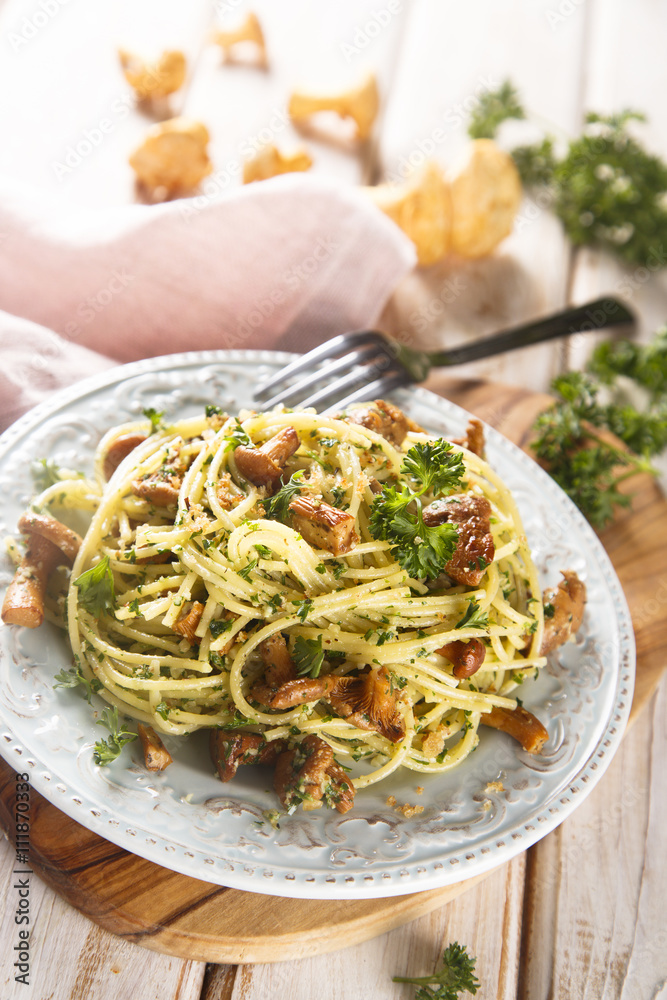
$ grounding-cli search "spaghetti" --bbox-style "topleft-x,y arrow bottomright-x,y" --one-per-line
28,402 -> 548,809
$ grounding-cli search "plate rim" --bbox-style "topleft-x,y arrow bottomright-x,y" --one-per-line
0,349 -> 636,899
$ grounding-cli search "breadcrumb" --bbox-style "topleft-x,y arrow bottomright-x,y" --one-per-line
485,780 -> 504,793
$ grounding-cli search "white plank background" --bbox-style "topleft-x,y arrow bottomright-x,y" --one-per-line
0,0 -> 666,997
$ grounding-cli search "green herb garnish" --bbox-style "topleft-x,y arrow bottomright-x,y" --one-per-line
292,635 -> 325,678
263,471 -> 305,522
143,407 -> 165,433
393,941 -> 480,999
93,707 -> 137,765
73,555 -> 116,617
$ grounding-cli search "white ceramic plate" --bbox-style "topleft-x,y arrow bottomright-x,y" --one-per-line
0,351 -> 635,899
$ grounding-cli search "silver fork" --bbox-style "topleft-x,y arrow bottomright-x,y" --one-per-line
253,297 -> 634,411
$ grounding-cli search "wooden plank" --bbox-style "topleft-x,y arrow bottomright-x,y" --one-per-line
203,857 -> 525,1000
0,835 -> 206,1000
518,672 -> 667,999
377,0 -> 592,394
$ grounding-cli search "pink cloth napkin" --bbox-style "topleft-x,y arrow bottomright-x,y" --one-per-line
0,173 -> 415,432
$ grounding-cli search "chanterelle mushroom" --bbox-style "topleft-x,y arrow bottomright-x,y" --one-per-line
274,734 -> 354,813
118,48 -> 186,99
210,730 -> 287,782
212,12 -> 267,67
129,117 -> 212,198
267,665 -> 406,744
540,570 -> 587,655
436,638 -> 486,679
422,493 -> 495,586
288,496 -> 359,555
137,723 -> 173,771
234,426 -> 300,487
481,705 -> 549,754
243,144 -> 312,184
448,139 -> 522,258
365,161 -> 452,267
341,399 -> 411,446
289,72 -> 379,141
1,533 -> 63,629
251,633 -> 297,706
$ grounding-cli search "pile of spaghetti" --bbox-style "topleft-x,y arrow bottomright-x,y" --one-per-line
5,400 -> 552,814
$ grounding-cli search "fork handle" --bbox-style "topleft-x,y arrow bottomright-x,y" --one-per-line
425,297 -> 635,368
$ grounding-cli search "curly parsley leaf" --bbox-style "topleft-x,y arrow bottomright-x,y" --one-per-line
263,471 -> 304,522
511,136 -> 557,187
532,348 -> 662,528
401,440 -> 465,496
93,706 -> 137,766
292,635 -> 324,678
468,79 -> 525,139
369,440 -> 464,580
370,485 -> 459,581
73,555 -> 117,618
393,940 -> 480,999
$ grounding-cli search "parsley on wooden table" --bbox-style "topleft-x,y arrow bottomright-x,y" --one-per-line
531,329 -> 666,528
393,941 -> 480,999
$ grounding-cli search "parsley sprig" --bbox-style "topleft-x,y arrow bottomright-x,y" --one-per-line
369,441 -> 464,580
393,941 -> 480,999
532,332 -> 667,527
73,555 -> 117,617
54,664 -> 103,704
469,80 -> 525,139
93,707 -> 137,766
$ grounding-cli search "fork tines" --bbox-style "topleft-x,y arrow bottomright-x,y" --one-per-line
253,330 -> 409,411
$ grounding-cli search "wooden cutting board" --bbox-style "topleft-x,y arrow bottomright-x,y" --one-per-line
1,376 -> 665,965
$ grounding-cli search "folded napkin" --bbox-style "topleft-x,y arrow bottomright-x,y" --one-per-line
0,173 -> 415,432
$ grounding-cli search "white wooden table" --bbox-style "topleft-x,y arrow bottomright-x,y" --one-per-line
0,1 -> 666,997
